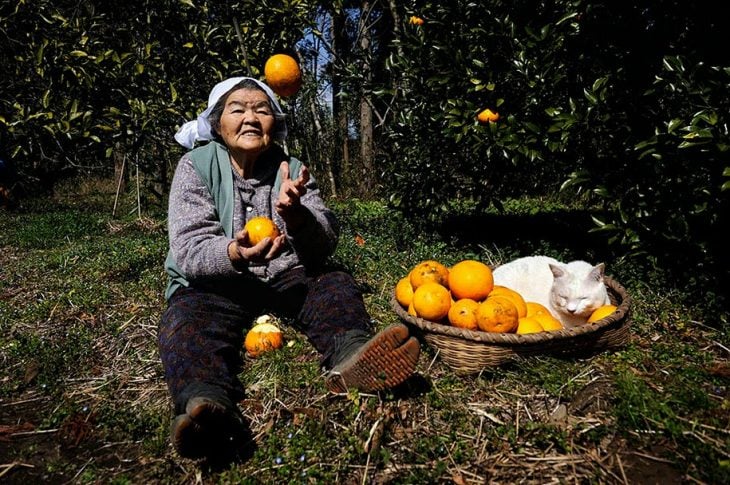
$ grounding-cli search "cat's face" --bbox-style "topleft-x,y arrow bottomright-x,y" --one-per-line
548,263 -> 607,318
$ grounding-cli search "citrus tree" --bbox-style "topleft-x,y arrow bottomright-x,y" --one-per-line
379,0 -> 728,308
0,0 -> 316,198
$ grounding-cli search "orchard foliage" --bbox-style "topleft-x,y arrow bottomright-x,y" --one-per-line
1,1 -> 728,305
382,1 -> 728,304
0,0 -> 313,192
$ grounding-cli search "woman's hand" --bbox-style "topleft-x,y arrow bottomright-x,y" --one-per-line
228,227 -> 286,268
275,161 -> 309,230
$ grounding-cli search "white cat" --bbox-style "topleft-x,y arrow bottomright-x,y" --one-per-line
492,255 -> 611,328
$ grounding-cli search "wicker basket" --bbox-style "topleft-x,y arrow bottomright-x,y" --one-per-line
391,276 -> 632,375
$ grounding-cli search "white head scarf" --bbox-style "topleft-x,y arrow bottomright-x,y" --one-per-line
174,77 -> 288,149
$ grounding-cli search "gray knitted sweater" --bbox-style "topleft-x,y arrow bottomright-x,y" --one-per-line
167,145 -> 339,289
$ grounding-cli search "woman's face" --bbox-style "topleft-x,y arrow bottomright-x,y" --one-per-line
218,88 -> 276,157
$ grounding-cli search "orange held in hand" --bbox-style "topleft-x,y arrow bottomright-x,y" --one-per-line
244,216 -> 280,246
244,322 -> 283,357
264,53 -> 303,97
448,260 -> 494,301
477,108 -> 499,123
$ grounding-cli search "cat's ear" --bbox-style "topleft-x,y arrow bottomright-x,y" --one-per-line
589,263 -> 606,281
549,263 -> 566,279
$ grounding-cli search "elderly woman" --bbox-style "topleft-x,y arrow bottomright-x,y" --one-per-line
160,77 -> 420,459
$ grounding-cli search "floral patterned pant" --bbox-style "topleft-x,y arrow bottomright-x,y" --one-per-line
158,269 -> 372,414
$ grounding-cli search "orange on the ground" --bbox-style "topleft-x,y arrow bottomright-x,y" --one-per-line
244,323 -> 283,357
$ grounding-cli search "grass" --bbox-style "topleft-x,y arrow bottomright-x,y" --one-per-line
1,178 -> 728,484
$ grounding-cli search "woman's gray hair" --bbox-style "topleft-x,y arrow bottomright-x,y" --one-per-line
207,78 -> 287,142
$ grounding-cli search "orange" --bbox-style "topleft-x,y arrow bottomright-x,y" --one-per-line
244,323 -> 283,357
517,317 -> 544,335
412,282 -> 451,321
409,260 -> 450,290
489,286 -> 527,318
407,302 -> 417,317
532,312 -> 563,331
409,16 -> 424,25
587,304 -> 617,324
244,216 -> 280,246
448,260 -> 494,301
476,295 -> 519,333
525,301 -> 551,317
477,108 -> 499,123
395,276 -> 414,308
264,53 -> 303,97
448,298 -> 479,330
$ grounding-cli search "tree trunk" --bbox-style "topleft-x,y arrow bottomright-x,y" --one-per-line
331,6 -> 349,194
358,0 -> 375,196
114,142 -> 127,194
308,95 -> 337,197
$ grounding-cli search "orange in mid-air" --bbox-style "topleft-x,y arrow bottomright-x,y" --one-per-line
244,216 -> 280,246
264,53 -> 303,97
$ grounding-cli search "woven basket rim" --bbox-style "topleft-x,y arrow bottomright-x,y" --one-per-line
392,275 -> 631,346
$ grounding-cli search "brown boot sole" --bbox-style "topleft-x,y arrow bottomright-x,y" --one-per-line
325,324 -> 420,393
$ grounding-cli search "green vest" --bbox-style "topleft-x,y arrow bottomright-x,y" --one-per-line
164,141 -> 302,300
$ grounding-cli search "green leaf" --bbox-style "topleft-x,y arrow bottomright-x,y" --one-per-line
583,88 -> 598,105
69,50 -> 88,57
667,118 -> 682,133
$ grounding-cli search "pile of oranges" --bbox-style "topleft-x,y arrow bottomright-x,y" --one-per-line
395,259 -> 564,335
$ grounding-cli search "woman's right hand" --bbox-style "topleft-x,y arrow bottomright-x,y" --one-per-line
228,228 -> 286,267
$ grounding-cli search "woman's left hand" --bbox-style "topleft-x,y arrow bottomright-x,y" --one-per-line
275,161 -> 309,230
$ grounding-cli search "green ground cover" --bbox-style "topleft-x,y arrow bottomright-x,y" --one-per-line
0,181 -> 727,484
